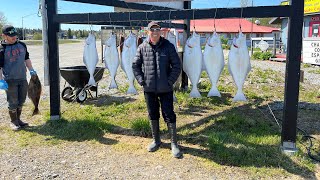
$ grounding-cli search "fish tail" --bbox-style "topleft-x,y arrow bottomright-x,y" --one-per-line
207,86 -> 221,97
127,85 -> 137,95
88,76 -> 96,86
233,90 -> 247,102
190,87 -> 201,98
32,108 -> 40,116
109,79 -> 118,89
173,93 -> 178,103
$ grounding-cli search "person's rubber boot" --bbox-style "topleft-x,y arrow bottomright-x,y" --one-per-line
17,107 -> 28,127
147,120 -> 162,152
167,122 -> 182,158
9,109 -> 20,131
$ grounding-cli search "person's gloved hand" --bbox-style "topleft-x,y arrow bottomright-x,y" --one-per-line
0,80 -> 8,90
29,69 -> 37,76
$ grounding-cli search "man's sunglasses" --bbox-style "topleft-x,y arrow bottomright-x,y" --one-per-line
150,28 -> 161,32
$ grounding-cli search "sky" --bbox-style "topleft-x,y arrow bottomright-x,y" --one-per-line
1,0 -> 282,30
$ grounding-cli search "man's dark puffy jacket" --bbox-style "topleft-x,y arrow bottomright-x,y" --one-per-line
132,37 -> 181,93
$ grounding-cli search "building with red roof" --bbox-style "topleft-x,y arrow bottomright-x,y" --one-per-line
167,18 -> 280,47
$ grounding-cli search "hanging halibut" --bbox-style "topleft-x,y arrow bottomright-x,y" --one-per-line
83,33 -> 98,86
183,31 -> 202,98
166,31 -> 181,102
121,32 -> 138,94
166,31 -> 178,52
228,32 -> 251,101
104,33 -> 120,89
203,31 -> 225,97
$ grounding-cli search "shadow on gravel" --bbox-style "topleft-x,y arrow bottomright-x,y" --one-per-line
23,118 -> 118,145
80,94 -> 136,107
267,101 -> 320,136
176,99 -> 318,179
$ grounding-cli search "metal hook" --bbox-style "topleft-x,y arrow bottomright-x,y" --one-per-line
129,12 -> 132,30
239,8 -> 243,32
88,13 -> 93,33
214,8 -> 218,32
87,13 -> 90,25
193,9 -> 196,30
169,10 -> 172,28
146,11 -> 148,21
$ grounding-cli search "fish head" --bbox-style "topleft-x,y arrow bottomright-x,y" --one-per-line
167,31 -> 174,39
232,37 -> 238,49
124,36 -> 132,48
85,33 -> 95,45
208,32 -> 221,47
236,32 -> 246,47
106,33 -> 116,46
187,32 -> 200,48
31,74 -> 39,82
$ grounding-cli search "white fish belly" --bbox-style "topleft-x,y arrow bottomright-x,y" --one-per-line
184,47 -> 202,85
83,44 -> 98,86
121,48 -> 134,80
203,46 -> 224,84
105,47 -> 119,77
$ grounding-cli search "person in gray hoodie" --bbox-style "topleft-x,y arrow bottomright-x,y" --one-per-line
132,21 -> 182,158
0,25 -> 37,130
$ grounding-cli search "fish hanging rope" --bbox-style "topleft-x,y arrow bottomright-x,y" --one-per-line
240,0 -> 249,7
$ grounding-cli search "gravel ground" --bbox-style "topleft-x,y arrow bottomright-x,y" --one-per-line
0,42 -> 319,179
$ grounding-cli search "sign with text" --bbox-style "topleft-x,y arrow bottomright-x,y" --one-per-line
281,0 -> 320,14
303,37 -> 320,65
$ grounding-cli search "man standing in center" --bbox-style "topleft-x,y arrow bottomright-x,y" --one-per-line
132,21 -> 182,158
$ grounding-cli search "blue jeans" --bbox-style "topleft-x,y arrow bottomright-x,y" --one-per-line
5,79 -> 28,110
144,91 -> 176,123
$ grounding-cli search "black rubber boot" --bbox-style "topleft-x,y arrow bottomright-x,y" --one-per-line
9,109 -> 20,131
147,120 -> 162,152
17,107 -> 28,127
167,123 -> 182,158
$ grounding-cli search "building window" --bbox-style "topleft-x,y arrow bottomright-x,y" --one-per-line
256,33 -> 263,37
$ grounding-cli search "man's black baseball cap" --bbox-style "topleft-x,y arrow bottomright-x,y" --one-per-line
2,25 -> 18,37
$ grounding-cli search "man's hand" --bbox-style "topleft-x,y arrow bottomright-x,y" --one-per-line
0,80 -> 8,90
29,69 -> 37,76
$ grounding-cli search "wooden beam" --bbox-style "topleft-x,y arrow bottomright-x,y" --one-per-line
281,0 -> 304,153
47,0 -> 61,120
54,5 -> 291,24
61,0 -> 174,10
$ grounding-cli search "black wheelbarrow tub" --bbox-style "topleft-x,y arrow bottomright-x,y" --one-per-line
60,66 -> 105,88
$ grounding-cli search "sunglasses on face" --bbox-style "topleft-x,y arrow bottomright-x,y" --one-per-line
150,28 -> 161,32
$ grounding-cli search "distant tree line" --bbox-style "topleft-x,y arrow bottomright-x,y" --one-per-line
0,12 -> 98,41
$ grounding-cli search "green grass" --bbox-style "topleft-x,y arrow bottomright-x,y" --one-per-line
130,118 -> 151,137
308,69 -> 320,74
302,63 -> 313,68
0,65 -> 319,178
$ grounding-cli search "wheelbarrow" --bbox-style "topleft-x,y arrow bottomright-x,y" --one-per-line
60,66 -> 105,103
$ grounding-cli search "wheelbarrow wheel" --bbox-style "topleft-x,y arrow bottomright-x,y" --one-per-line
61,87 -> 74,102
76,89 -> 87,103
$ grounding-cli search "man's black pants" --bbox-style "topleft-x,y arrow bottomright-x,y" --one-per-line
144,91 -> 176,123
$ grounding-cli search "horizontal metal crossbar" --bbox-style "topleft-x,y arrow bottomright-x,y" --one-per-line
61,0 -> 175,10
68,21 -> 186,29
54,5 -> 291,24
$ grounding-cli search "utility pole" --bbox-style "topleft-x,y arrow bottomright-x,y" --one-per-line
21,13 -> 37,40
